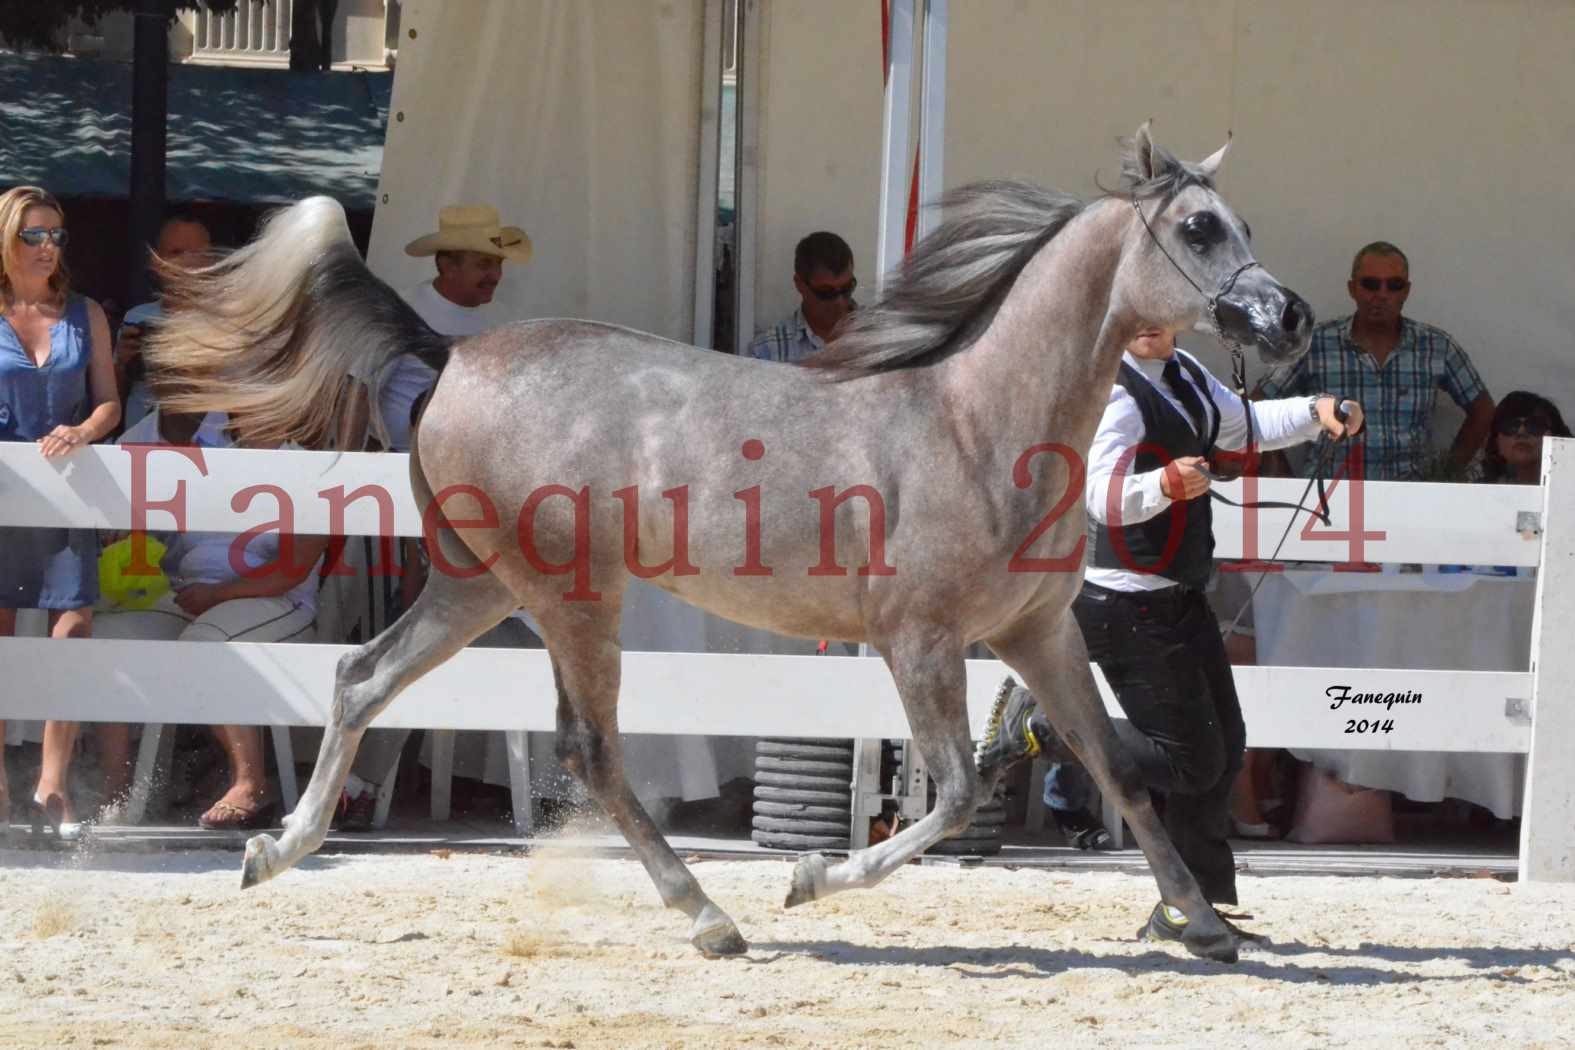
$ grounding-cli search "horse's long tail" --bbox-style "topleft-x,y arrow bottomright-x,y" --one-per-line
143,196 -> 451,450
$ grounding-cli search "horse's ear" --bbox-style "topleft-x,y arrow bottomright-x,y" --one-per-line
1196,133 -> 1232,182
1134,120 -> 1159,180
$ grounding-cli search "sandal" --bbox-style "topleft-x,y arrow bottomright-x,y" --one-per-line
198,795 -> 276,831
1054,809 -> 1116,851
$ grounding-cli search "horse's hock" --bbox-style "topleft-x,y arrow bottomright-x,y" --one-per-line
749,739 -> 1005,856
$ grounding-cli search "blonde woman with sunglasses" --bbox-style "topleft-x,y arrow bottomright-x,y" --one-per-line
0,185 -> 123,842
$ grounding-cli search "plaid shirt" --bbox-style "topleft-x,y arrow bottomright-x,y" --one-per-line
1257,314 -> 1489,481
745,306 -> 826,364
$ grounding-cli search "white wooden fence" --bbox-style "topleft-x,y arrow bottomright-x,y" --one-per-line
1,439 -> 1569,881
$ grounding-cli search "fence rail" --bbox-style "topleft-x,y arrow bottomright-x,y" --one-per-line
0,440 -> 1568,881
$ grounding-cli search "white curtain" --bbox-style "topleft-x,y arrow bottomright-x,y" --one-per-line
369,0 -> 705,342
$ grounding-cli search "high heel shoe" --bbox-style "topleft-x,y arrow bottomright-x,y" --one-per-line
29,794 -> 82,844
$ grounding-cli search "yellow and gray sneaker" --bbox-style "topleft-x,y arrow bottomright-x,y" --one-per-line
973,676 -> 1062,777
1137,902 -> 1190,943
1139,902 -> 1270,946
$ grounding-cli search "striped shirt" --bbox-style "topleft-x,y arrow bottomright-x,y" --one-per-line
1257,314 -> 1488,481
745,306 -> 826,364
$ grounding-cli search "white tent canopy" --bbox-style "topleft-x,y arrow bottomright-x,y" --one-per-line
371,1 -> 1575,420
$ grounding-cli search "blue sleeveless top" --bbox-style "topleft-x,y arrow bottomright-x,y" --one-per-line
0,293 -> 91,440
0,293 -> 99,609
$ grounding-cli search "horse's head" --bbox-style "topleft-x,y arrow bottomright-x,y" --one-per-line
1114,123 -> 1312,365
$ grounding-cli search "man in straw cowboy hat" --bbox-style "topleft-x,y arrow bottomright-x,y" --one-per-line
335,202 -> 533,830
380,203 -> 533,449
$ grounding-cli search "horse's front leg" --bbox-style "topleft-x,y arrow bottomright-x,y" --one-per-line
786,627 -> 985,905
989,604 -> 1238,963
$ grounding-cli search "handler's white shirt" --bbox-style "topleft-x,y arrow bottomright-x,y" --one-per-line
1083,348 -> 1323,593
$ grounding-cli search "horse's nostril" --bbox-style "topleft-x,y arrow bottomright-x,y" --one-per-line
1281,301 -> 1303,333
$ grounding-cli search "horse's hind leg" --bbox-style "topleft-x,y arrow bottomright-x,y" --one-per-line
545,602 -> 746,957
786,626 -> 989,905
990,605 -> 1237,963
240,529 -> 520,888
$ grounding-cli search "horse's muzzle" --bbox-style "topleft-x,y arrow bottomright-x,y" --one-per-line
1214,281 -> 1314,364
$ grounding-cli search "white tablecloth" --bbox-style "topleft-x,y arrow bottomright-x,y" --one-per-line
1251,567 -> 1535,818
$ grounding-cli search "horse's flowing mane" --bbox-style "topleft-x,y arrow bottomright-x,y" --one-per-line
809,134 -> 1216,379
806,181 -> 1085,378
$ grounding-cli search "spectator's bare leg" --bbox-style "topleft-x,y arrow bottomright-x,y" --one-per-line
35,721 -> 80,824
33,609 -> 91,824
206,725 -> 269,818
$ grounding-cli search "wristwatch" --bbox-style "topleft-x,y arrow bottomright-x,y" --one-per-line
1309,393 -> 1334,422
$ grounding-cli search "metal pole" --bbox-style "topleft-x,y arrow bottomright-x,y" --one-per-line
873,0 -> 913,293
731,0 -> 763,355
691,0 -> 726,349
915,0 -> 947,240
127,0 -> 169,308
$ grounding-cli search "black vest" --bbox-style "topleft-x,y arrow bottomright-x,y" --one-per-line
1089,355 -> 1220,591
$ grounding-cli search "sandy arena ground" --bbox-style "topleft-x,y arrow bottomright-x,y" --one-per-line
1,840 -> 1572,1049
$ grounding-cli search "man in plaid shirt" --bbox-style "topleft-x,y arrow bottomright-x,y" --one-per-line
746,232 -> 857,364
1258,241 -> 1494,480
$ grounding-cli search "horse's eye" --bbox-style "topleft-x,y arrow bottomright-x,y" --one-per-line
1181,212 -> 1223,250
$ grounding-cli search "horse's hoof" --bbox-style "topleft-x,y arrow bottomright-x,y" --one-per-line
784,853 -> 829,909
239,833 -> 278,890
691,916 -> 749,958
1182,925 -> 1239,964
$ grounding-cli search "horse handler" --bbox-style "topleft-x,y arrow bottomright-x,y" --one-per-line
975,325 -> 1362,944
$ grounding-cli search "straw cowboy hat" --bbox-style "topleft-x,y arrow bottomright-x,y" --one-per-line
403,203 -> 532,263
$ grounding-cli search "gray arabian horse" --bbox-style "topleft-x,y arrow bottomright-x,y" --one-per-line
145,125 -> 1310,964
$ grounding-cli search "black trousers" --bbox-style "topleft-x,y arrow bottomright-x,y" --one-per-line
1072,580 -> 1245,905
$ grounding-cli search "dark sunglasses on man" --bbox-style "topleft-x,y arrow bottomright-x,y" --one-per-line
1357,276 -> 1408,292
1497,416 -> 1552,438
17,226 -> 69,248
806,277 -> 857,302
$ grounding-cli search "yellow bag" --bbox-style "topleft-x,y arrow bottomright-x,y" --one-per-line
99,534 -> 170,611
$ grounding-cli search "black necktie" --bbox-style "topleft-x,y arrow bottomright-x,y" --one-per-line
1161,358 -> 1209,439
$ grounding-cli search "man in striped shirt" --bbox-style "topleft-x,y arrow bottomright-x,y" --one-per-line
1258,241 -> 1494,480
746,232 -> 857,363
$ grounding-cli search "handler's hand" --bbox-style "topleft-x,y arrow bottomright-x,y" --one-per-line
1317,396 -> 1364,439
1159,456 -> 1212,500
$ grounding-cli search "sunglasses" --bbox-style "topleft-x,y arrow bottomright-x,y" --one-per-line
806,277 -> 857,302
17,226 -> 68,248
1357,276 -> 1408,292
1497,416 -> 1552,438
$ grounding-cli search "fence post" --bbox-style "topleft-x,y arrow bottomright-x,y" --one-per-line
1519,437 -> 1575,882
